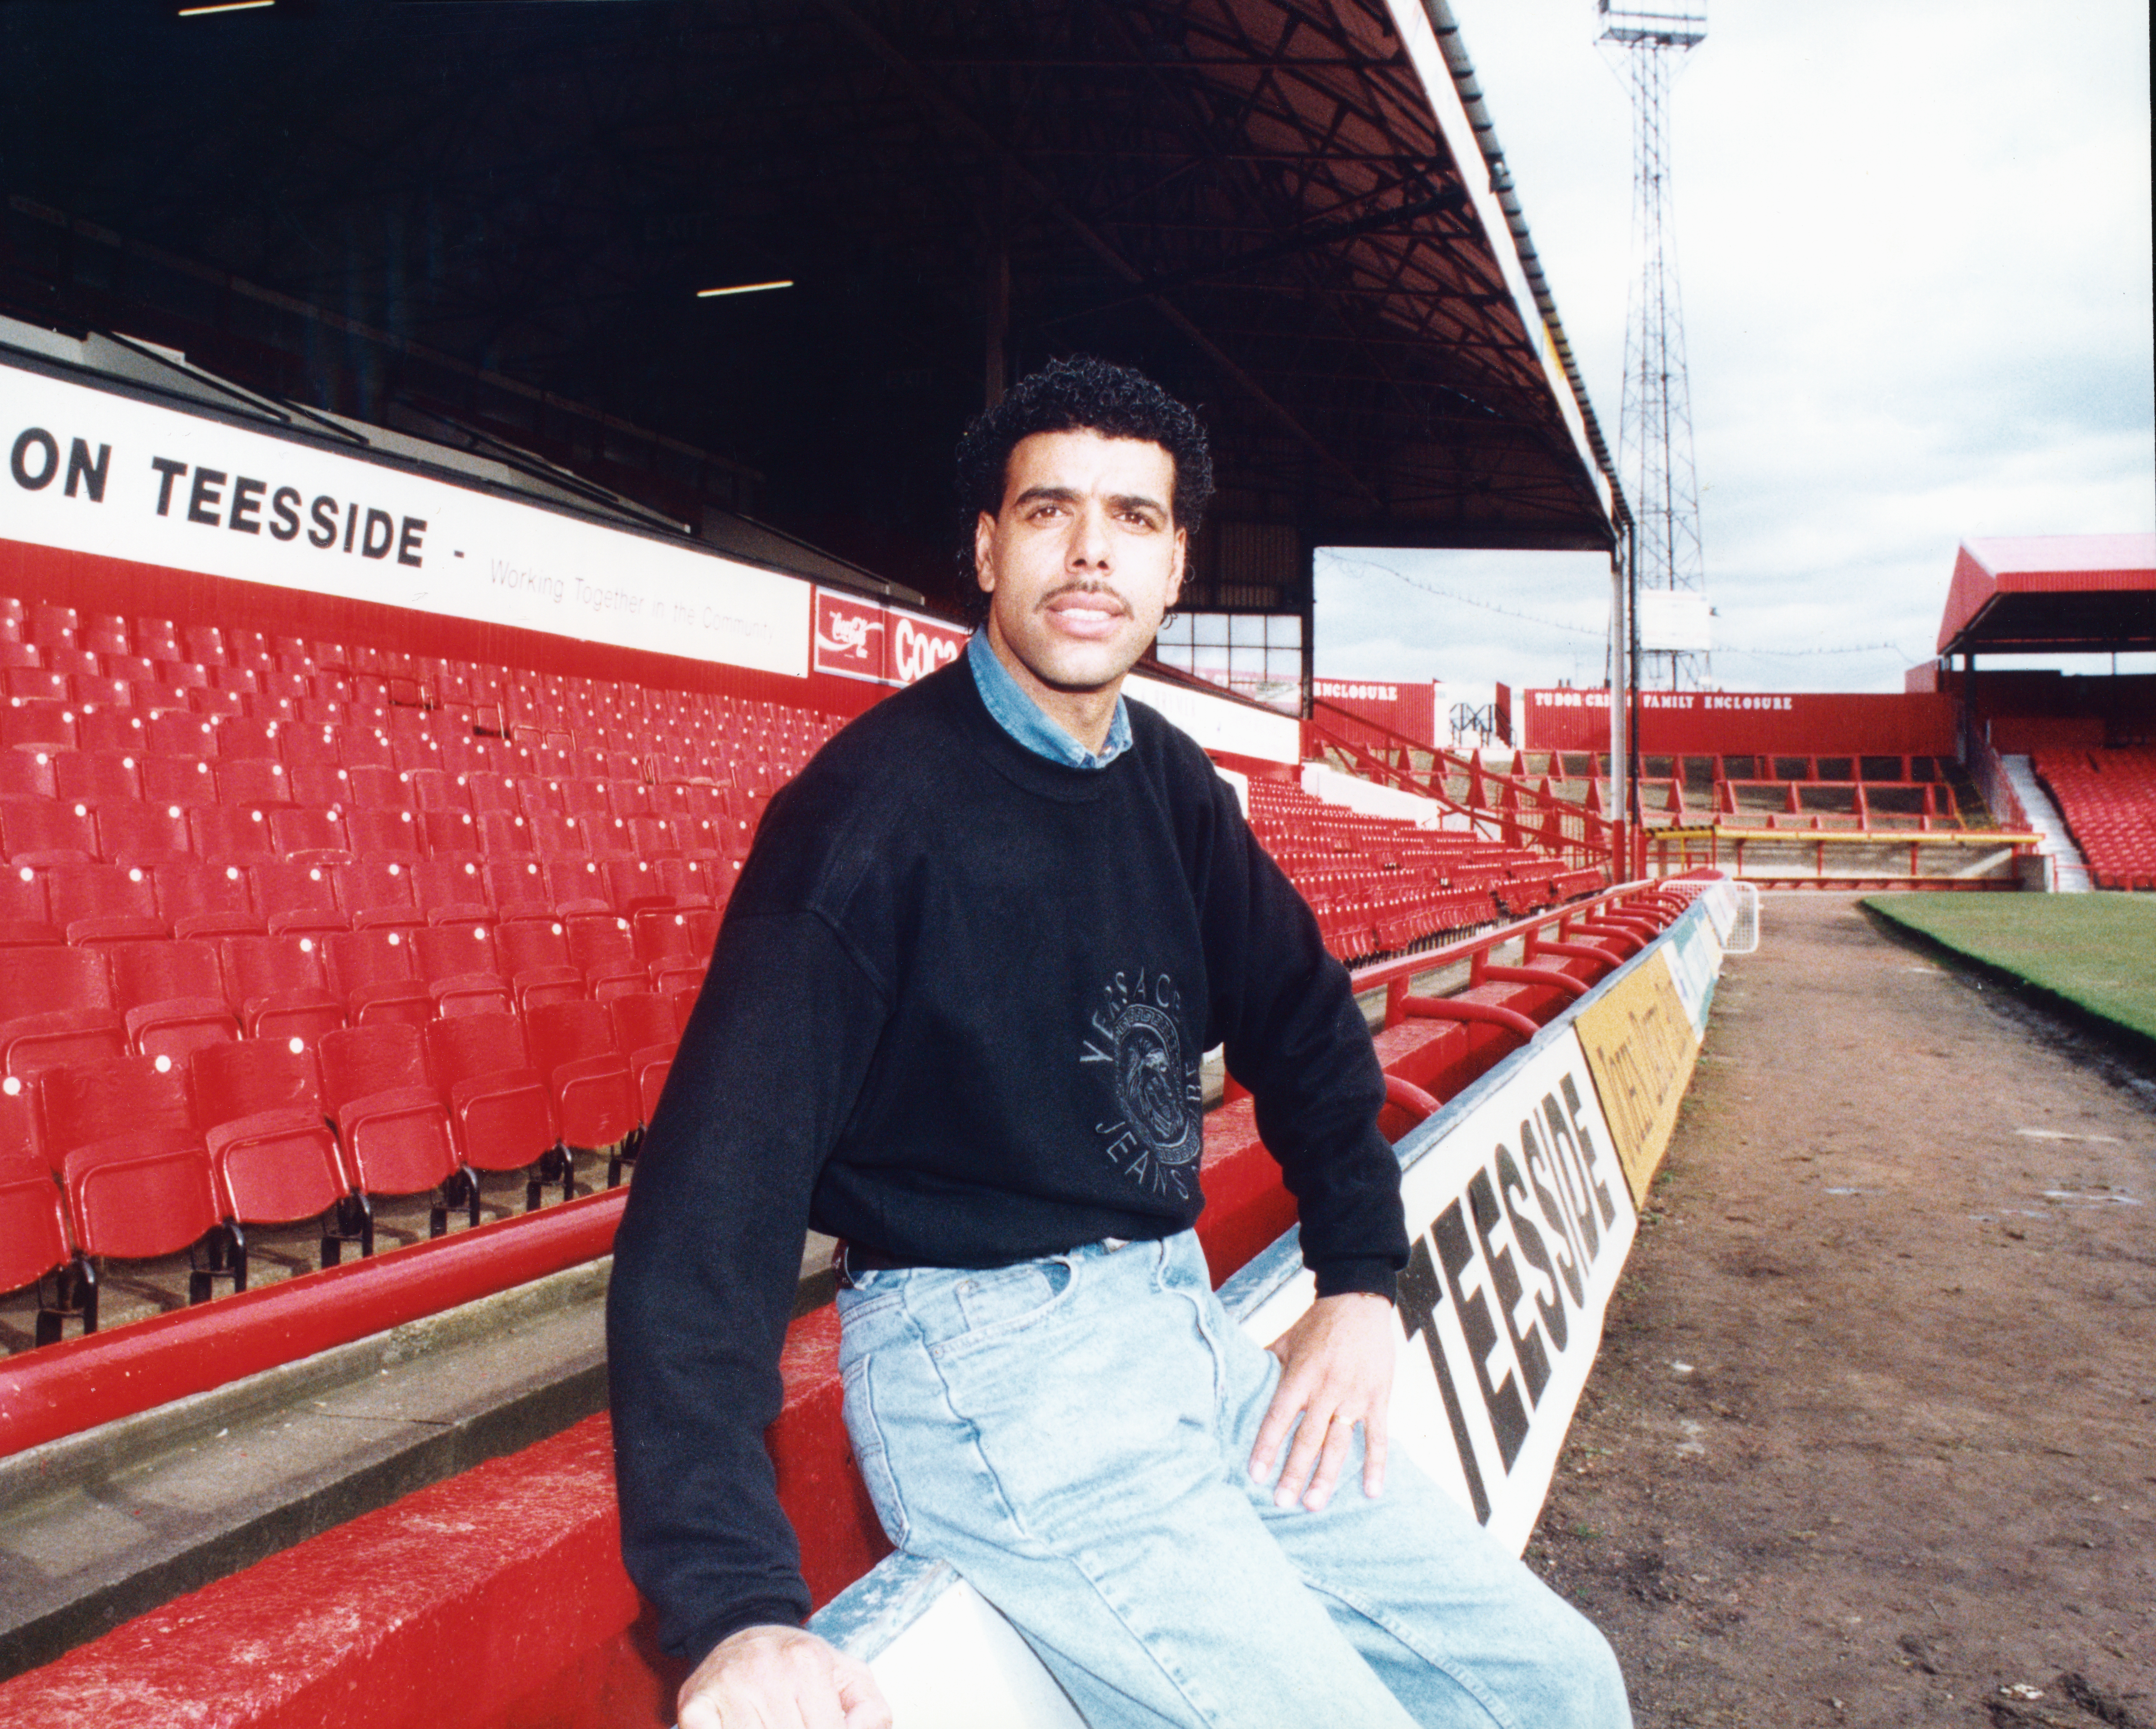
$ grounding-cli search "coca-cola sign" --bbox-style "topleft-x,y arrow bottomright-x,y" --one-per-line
813,587 -> 967,686
813,589 -> 886,681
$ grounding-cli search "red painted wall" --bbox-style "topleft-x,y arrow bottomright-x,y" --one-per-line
1521,687 -> 1960,756
1312,679 -> 1437,749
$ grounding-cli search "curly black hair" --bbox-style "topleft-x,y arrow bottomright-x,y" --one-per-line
953,355 -> 1213,622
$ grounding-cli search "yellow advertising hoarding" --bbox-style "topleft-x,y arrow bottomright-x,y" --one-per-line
1574,947 -> 1701,1206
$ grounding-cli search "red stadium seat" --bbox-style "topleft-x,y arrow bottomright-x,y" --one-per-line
154,861 -> 261,938
190,1038 -> 360,1263
110,938 -> 241,1062
479,809 -> 536,856
656,856 -> 720,906
409,855 -> 491,923
342,763 -> 412,810
1,698 -> 75,753
283,761 -> 352,809
323,927 -> 432,1026
524,999 -> 639,1160
410,921 -> 509,1017
564,912 -> 644,999
46,862 -> 163,940
143,709 -> 218,758
480,857 -> 549,917
1,1134 -> 79,1342
215,933 -> 345,1047
189,803 -> 279,865
545,857 -> 613,915
424,1013 -> 566,1209
55,751 -> 143,805
0,945 -> 127,1080
215,758 -> 295,808
1,863 -> 58,947
418,807 -> 480,856
251,861 -> 347,936
45,1055 -> 236,1316
141,755 -> 219,806
635,904 -> 718,969
95,800 -> 196,869
4,667 -> 69,702
2,798 -> 98,865
343,805 -> 424,860
603,856 -> 674,911
332,860 -> 422,930
607,991 -> 680,1185
0,749 -> 57,802
213,716 -> 285,763
317,1023 -> 472,1234
583,814 -> 637,862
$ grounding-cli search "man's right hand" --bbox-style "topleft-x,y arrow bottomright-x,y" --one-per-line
677,1624 -> 893,1729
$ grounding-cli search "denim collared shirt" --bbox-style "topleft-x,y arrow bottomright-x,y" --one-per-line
966,625 -> 1132,771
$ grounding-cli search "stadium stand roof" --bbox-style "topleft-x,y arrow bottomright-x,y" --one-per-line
0,0 -> 1620,617
1936,534 -> 2156,658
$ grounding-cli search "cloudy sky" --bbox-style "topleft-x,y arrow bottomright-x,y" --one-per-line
1313,0 -> 2155,697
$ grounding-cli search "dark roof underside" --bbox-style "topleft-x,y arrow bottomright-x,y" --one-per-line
2,0 -> 1614,611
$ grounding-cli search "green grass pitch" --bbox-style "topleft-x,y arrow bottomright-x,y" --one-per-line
1863,892 -> 2156,1047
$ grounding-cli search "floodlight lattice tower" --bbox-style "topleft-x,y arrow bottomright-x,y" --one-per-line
1602,2 -> 1707,690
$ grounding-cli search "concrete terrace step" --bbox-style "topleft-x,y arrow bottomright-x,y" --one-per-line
0,1232 -> 837,1679
2001,754 -> 2094,891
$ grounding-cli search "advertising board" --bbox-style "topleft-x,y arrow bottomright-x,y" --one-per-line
811,586 -> 968,687
1573,947 -> 1700,1205
2,357 -> 809,676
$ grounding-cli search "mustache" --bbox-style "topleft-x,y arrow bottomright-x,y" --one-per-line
1039,581 -> 1131,616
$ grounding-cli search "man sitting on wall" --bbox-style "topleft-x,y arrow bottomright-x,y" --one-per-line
608,354 -> 1632,1729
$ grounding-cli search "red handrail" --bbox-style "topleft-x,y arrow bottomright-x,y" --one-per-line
0,1188 -> 625,1458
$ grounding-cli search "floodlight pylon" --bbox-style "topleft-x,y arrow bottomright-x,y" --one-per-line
1601,2 -> 1708,691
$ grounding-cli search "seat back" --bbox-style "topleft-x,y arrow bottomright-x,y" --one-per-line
47,863 -> 161,931
0,1155 -> 71,1296
2,799 -> 98,864
318,1021 -> 429,1111
425,1012 -> 532,1088
410,857 -> 488,915
1,1081 -> 43,1168
55,752 -> 144,805
608,992 -> 676,1058
189,804 -> 278,863
251,862 -> 344,931
191,1036 -> 323,1124
42,1054 -> 197,1156
496,916 -> 570,977
324,928 -> 419,1000
216,932 -> 332,1004
526,999 -> 620,1072
564,913 -> 637,976
413,921 -> 499,982
154,861 -> 257,931
0,944 -> 113,1017
141,755 -> 219,806
96,801 -> 196,868
110,938 -> 226,1010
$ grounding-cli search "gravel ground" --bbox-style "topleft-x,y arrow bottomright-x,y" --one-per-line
1527,891 -> 2154,1729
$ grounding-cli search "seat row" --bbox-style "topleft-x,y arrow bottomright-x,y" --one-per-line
0,995 -> 691,1340
4,854 -> 730,944
0,910 -> 718,1082
0,794 -> 750,873
2035,746 -> 2156,891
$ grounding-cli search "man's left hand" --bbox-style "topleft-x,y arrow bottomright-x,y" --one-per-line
1248,1291 -> 1397,1512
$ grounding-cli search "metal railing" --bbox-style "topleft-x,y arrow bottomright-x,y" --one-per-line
1304,699 -> 1617,878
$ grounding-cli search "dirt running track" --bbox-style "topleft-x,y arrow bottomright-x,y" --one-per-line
1527,892 -> 2154,1729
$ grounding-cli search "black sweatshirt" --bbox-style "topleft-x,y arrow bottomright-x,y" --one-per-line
606,657 -> 1408,1663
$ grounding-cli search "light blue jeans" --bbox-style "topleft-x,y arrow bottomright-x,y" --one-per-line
836,1230 -> 1631,1729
